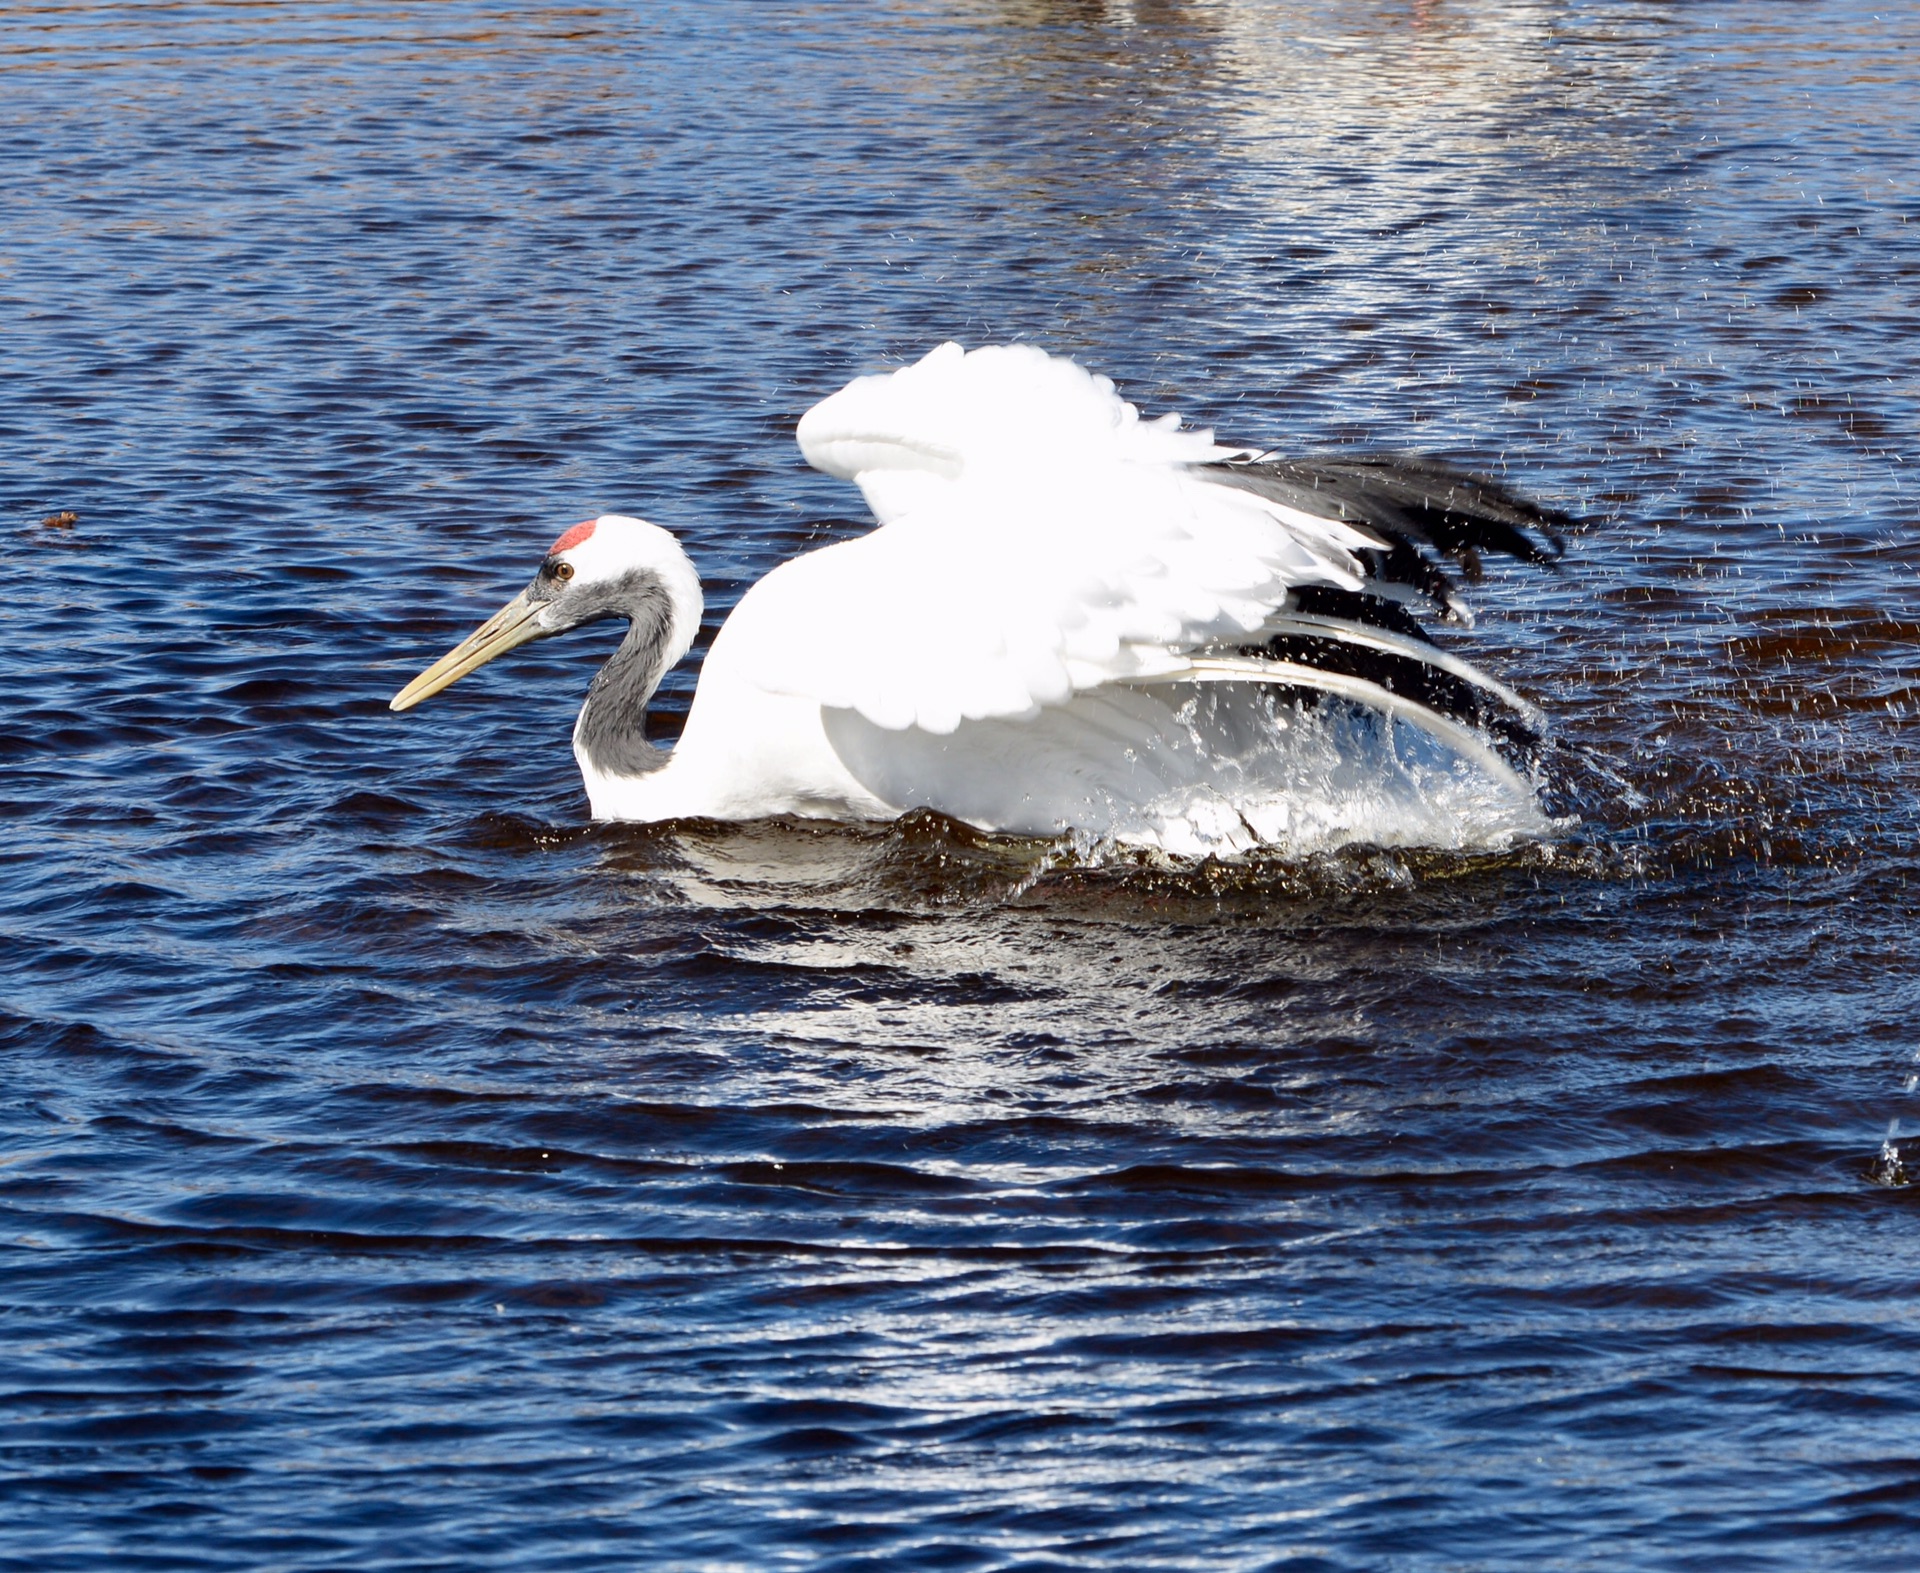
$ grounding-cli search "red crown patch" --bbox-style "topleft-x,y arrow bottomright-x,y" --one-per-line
549,519 -> 597,554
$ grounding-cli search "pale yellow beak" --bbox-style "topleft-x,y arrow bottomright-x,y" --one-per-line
390,590 -> 550,712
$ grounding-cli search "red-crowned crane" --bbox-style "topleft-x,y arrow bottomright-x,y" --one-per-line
391,343 -> 1570,855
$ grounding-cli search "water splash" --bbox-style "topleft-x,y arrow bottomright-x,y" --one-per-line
1872,1118 -> 1909,1189
1874,1048 -> 1920,1188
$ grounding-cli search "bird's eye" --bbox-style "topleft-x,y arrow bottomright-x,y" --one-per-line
545,559 -> 575,583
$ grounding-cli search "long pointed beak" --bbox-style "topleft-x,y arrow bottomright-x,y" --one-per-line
390,589 -> 550,712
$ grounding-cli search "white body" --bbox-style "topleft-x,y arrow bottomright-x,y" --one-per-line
567,343 -> 1547,857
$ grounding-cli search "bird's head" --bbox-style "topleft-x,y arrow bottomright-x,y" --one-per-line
389,514 -> 704,712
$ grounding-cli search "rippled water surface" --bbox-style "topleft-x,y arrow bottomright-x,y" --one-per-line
6,2 -> 1920,1567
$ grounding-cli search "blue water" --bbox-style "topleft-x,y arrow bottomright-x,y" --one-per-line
4,2 -> 1919,1568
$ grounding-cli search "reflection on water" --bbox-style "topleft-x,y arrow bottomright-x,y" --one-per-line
4,2 -> 1919,1569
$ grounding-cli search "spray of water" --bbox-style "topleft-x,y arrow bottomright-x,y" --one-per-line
1870,1047 -> 1920,1187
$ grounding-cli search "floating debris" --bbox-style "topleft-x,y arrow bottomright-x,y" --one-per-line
29,510 -> 90,548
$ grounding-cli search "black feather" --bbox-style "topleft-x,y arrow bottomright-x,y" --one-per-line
1243,631 -> 1544,755
1199,452 -> 1572,613
1190,454 -> 1573,762
1283,584 -> 1434,643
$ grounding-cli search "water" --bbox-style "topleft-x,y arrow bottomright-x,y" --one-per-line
4,2 -> 1919,1567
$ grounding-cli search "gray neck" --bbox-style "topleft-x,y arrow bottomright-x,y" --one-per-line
572,580 -> 681,780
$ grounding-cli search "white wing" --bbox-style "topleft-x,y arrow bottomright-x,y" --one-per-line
718,342 -> 1391,735
820,674 -> 1548,857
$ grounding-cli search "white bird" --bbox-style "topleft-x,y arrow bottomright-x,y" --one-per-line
392,343 -> 1569,855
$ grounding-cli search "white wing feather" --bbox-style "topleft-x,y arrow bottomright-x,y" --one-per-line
720,342 -> 1390,735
